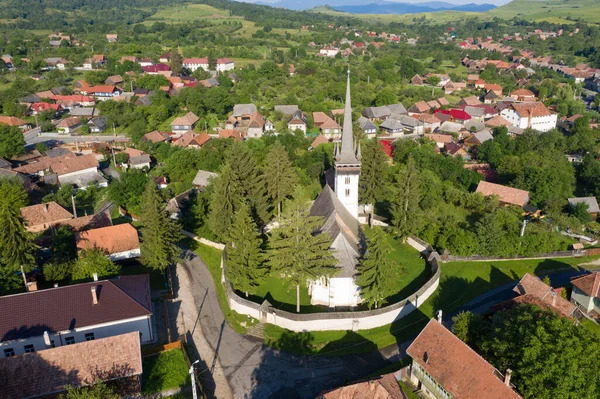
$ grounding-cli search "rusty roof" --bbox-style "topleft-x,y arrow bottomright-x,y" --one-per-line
407,320 -> 523,399
20,202 -> 73,228
319,373 -> 405,399
0,332 -> 142,399
571,273 -> 600,298
50,154 -> 98,176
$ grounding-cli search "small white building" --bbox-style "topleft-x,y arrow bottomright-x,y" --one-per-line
216,58 -> 234,72
182,57 -> 234,72
500,102 -> 557,132
319,47 -> 340,57
0,274 -> 153,357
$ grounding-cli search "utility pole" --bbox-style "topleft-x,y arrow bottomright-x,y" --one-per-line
189,360 -> 200,399
111,145 -> 116,166
71,195 -> 77,217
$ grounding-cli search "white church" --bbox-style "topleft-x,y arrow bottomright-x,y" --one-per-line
308,70 -> 364,309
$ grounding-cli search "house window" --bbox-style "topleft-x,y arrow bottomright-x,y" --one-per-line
345,176 -> 350,184
24,345 -> 35,353
345,189 -> 350,197
4,348 -> 15,358
85,333 -> 95,341
51,340 -> 56,348
65,336 -> 75,345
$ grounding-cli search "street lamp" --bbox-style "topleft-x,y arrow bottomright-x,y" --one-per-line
189,359 -> 200,399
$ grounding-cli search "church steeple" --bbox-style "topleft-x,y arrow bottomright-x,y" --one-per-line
337,69 -> 360,165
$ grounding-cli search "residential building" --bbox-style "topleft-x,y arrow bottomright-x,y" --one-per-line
313,112 -> 341,138
87,116 -> 107,133
500,102 -> 557,132
0,275 -> 153,357
0,116 -> 29,131
309,71 -> 362,308
20,202 -> 74,233
288,110 -> 307,134
125,148 -> 151,169
571,272 -> 600,314
357,116 -> 377,137
509,88 -> 536,102
170,112 -> 199,137
106,34 -> 118,42
408,101 -> 431,114
318,373 -> 405,398
182,57 -> 234,72
274,105 -> 299,116
30,102 -> 63,116
56,116 -> 82,134
172,131 -> 211,148
319,47 -> 340,57
475,181 -> 530,207
193,170 -> 218,191
509,273 -> 580,319
142,130 -> 171,143
75,223 -> 140,260
0,332 -> 143,399
425,133 -> 454,148
362,104 -> 406,121
418,113 -> 442,132
458,96 -> 481,107
105,75 -> 123,86
85,85 -> 122,101
407,319 -> 523,399
411,74 -> 424,85
568,197 -> 600,219
50,154 -> 104,190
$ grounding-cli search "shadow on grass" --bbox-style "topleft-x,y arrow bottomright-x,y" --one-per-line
385,265 -> 432,305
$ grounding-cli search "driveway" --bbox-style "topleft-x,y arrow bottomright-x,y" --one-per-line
171,252 -> 397,399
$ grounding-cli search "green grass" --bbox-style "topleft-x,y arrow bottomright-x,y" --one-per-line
310,6 -> 487,24
489,0 -> 600,24
188,239 -> 250,334
146,4 -> 231,22
399,381 -> 421,399
119,258 -> 167,291
142,349 -> 190,394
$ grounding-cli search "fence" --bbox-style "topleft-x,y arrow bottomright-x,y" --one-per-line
223,252 -> 442,332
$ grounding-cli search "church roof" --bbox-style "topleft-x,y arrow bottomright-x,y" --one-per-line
310,185 -> 359,278
337,70 -> 360,166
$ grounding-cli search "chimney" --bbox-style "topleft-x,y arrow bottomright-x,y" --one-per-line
552,290 -> 557,306
91,286 -> 98,305
504,369 -> 513,386
26,281 -> 38,292
43,331 -> 51,348
93,272 -> 98,281
44,203 -> 49,213
437,309 -> 443,323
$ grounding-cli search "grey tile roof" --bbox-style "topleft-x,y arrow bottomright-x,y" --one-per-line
362,106 -> 391,119
274,105 -> 299,115
68,107 -> 96,117
45,148 -> 73,158
309,185 -> 359,278
193,170 -> 218,188
357,116 -> 376,131
380,118 -> 404,131
439,121 -> 463,133
130,155 -> 151,166
387,103 -> 407,115
59,171 -> 107,189
473,130 -> 494,144
233,104 -> 257,117
568,197 -> 600,213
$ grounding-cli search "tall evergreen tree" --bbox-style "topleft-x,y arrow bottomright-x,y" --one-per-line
225,202 -> 266,296
359,139 -> 390,212
170,51 -> 183,76
268,191 -> 337,312
356,228 -> 396,309
209,163 -> 241,240
390,157 -> 421,238
0,198 -> 35,288
227,143 -> 269,225
263,142 -> 298,220
140,181 -> 182,271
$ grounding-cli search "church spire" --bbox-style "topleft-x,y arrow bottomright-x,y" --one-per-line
338,68 -> 359,165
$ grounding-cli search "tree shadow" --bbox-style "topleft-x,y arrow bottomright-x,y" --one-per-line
247,329 -> 392,399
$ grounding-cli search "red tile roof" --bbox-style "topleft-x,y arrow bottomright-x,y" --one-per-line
20,202 -> 73,229
510,102 -> 552,118
50,154 -> 98,176
0,275 -> 151,341
407,320 -> 523,399
319,373 -> 405,398
0,116 -> 27,126
75,223 -> 140,254
475,181 -> 529,207
0,332 -> 142,399
310,134 -> 328,149
512,273 -> 577,318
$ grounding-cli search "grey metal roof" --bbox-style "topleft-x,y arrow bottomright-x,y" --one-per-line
309,185 -> 359,278
439,121 -> 463,133
397,115 -> 422,128
59,171 -> 107,189
69,107 -> 96,117
464,120 -> 486,132
88,116 -> 107,130
130,155 -> 151,166
464,106 -> 486,118
0,158 -> 12,169
568,197 -> 600,213
357,116 -> 376,131
387,103 -> 407,115
274,105 -> 299,115
192,170 -> 218,188
233,104 -> 257,117
473,130 -> 494,144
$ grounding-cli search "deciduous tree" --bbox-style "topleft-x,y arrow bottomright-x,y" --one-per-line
71,249 -> 120,280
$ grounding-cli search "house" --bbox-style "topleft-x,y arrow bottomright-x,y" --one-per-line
57,211 -> 113,232
0,332 -> 143,399
0,116 -> 29,131
50,154 -> 105,190
317,373 -> 405,398
476,181 -> 530,207
444,81 -> 466,94
166,189 -> 194,219
500,102 -> 557,132
357,116 -> 377,137
288,110 -> 307,134
45,58 -> 68,70
444,142 -> 470,160
142,63 -> 171,74
363,104 -> 407,121
274,105 -> 299,116
20,202 -> 74,233
459,96 -> 481,107
30,102 -> 63,116
106,34 -> 118,42
56,116 -> 82,134
571,272 -> 600,315
439,121 -> 463,134
313,112 -> 341,138
218,129 -> 244,141
0,274 -> 153,357
170,112 -> 199,137
484,83 -> 503,96
159,53 -> 171,63
435,109 -> 472,124
86,85 -> 122,101
104,75 -> 123,86
182,58 -> 234,72
193,170 -> 218,191
484,90 -> 500,104
138,57 -> 154,67
52,95 -> 95,108
319,47 -> 340,57
119,56 -> 137,64
510,88 -> 536,102
463,106 -> 486,122
216,58 -> 234,72
485,114 -> 512,128
379,118 -> 404,136
173,131 -> 211,149
247,112 -> 268,138
309,135 -> 328,150
407,319 -> 523,399
418,113 -> 442,132
464,130 -> 494,149
425,133 -> 454,148
408,101 -> 430,114
396,115 -> 424,135
142,130 -> 170,143
87,116 -> 107,133
510,273 -> 580,319
0,158 -> 12,170
568,197 -> 600,218
125,148 -> 151,169
411,74 -> 424,85
75,223 -> 140,260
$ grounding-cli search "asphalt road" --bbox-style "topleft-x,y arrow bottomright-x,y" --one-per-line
175,251 -> 399,399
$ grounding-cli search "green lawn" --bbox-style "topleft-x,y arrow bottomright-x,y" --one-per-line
489,0 -> 600,24
142,349 -> 190,394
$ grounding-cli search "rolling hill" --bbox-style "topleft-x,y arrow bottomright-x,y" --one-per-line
489,0 -> 600,23
334,2 -> 496,14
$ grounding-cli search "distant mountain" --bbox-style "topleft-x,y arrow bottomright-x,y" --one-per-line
249,0 -> 498,11
334,1 -> 496,14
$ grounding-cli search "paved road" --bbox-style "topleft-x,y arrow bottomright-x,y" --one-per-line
173,252 -> 399,399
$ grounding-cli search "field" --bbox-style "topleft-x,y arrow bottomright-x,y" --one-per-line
489,0 -> 600,24
310,6 -> 487,24
145,4 -> 233,22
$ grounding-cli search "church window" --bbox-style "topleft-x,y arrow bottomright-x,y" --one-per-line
345,176 -> 350,184
345,189 -> 350,197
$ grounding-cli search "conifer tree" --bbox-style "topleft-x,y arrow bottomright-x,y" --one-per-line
140,181 -> 182,271
359,139 -> 390,222
225,202 -> 266,296
0,193 -> 35,288
357,228 -> 397,309
390,157 -> 421,237
209,163 -> 241,240
227,143 -> 269,225
268,190 -> 337,312
263,142 -> 298,220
